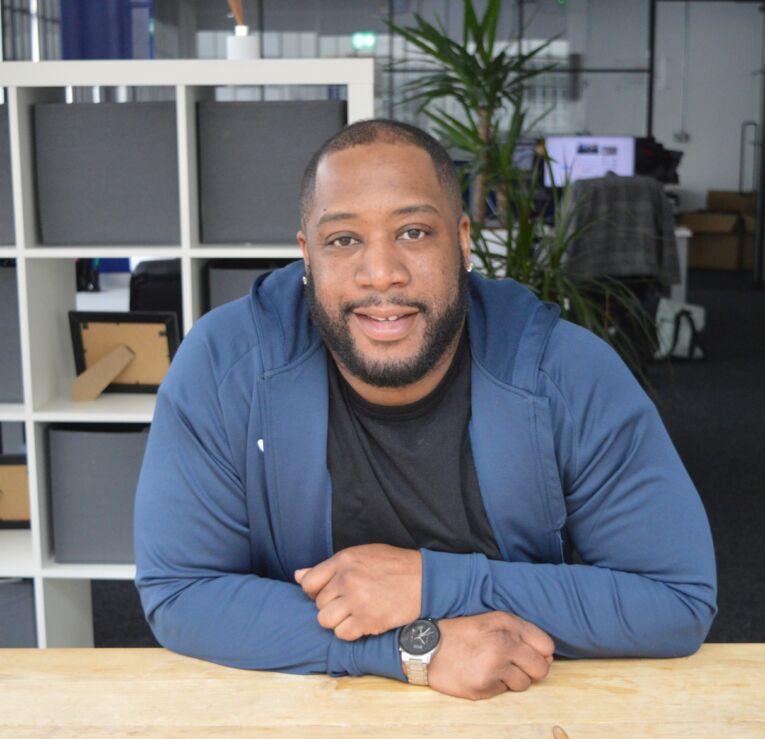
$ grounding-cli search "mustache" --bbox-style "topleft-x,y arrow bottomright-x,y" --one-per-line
342,296 -> 429,317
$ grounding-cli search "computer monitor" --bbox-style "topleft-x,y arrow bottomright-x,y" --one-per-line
543,136 -> 636,187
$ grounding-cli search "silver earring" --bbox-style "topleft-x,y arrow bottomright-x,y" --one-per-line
302,274 -> 308,285
466,263 -> 473,272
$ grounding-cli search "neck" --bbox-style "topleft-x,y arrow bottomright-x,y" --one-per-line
331,321 -> 465,406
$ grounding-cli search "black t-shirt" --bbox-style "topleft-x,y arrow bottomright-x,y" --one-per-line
327,327 -> 502,560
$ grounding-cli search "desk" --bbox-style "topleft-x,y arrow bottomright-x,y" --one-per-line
0,644 -> 762,737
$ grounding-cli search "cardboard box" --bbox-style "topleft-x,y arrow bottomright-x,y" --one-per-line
678,212 -> 739,233
0,455 -> 29,527
678,211 -> 742,270
706,190 -> 756,214
687,234 -> 741,270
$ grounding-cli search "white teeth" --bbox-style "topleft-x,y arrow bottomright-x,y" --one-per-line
366,315 -> 399,322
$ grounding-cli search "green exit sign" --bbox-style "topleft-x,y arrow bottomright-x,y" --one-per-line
352,32 -> 377,51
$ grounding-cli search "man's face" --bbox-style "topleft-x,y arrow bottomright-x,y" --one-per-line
297,142 -> 472,388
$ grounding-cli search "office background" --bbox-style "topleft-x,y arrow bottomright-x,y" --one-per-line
0,0 -> 762,648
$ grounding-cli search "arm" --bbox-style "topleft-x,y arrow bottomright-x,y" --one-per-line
418,320 -> 718,658
133,324 -> 405,681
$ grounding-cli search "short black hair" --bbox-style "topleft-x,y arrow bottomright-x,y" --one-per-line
299,118 -> 463,229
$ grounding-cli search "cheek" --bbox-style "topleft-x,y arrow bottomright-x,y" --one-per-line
312,272 -> 347,319
410,257 -> 458,298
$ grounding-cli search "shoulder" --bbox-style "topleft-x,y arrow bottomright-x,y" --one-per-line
538,317 -> 652,413
162,296 -> 261,395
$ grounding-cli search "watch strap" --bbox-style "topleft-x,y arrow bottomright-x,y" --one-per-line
405,657 -> 429,686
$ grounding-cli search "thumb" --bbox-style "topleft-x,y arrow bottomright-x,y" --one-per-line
294,568 -> 309,583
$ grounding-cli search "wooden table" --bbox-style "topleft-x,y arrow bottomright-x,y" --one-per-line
0,644 -> 762,737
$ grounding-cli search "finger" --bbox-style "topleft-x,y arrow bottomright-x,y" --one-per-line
500,664 -> 532,692
334,615 -> 364,642
314,579 -> 342,611
519,620 -> 556,658
507,640 -> 551,682
299,557 -> 339,599
316,597 -> 351,631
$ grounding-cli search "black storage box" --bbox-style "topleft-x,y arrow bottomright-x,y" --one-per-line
129,258 -> 183,335
47,423 -> 150,564
0,578 -> 37,647
0,262 -> 24,403
197,100 -> 346,243
34,102 -> 180,245
0,105 -> 15,245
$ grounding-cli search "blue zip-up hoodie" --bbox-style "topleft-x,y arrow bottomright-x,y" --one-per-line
134,259 -> 717,681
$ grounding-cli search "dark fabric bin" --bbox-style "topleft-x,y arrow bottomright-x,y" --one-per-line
47,423 -> 150,564
34,102 -> 180,245
0,105 -> 15,245
197,100 -> 346,244
205,258 -> 296,312
0,262 -> 24,403
0,578 -> 37,647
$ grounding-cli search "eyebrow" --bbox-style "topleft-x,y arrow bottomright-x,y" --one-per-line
315,203 -> 440,228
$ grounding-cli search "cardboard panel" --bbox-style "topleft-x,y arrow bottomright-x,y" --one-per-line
706,190 -> 756,214
0,457 -> 29,526
679,212 -> 739,234
688,234 -> 741,270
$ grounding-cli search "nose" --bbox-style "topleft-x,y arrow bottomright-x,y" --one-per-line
355,237 -> 410,293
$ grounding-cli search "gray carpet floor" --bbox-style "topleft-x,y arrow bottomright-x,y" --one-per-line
92,267 -> 765,647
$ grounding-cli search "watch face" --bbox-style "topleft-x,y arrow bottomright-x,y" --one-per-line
399,619 -> 440,655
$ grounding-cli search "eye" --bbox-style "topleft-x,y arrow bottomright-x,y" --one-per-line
400,227 -> 429,241
327,235 -> 360,247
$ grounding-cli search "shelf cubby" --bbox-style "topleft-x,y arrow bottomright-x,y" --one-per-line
0,58 -> 374,649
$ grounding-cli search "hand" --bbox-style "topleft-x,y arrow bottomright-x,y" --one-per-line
426,611 -> 555,701
294,544 -> 422,641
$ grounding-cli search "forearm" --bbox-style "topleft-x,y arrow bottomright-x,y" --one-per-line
136,570 -> 406,680
418,548 -> 717,658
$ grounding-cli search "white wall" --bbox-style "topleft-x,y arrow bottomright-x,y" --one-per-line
654,2 -> 763,211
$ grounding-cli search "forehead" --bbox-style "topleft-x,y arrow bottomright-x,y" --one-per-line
311,142 -> 446,221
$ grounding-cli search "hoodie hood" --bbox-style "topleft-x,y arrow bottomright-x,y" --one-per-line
248,259 -> 554,389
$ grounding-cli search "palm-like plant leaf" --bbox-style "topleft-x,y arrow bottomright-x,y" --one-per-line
388,1 -> 661,391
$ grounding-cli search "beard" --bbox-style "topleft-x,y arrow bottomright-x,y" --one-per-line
304,261 -> 469,388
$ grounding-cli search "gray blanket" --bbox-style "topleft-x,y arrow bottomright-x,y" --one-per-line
562,173 -> 681,286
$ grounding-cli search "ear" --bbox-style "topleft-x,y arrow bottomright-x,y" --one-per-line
457,212 -> 472,268
297,229 -> 309,272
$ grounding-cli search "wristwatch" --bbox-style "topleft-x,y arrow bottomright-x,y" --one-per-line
398,618 -> 441,686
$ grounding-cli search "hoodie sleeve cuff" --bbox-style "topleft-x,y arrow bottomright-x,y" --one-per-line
327,630 -> 406,683
419,548 -> 482,620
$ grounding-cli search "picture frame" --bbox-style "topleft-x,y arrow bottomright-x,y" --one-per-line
68,311 -> 180,394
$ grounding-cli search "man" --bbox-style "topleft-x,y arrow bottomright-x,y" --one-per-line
134,119 -> 717,701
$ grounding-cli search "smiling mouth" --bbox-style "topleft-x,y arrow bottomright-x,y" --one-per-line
352,309 -> 420,342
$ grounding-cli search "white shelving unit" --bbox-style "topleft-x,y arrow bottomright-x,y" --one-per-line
0,59 -> 375,647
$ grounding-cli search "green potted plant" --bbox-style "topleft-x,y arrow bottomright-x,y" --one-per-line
387,0 -> 659,387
